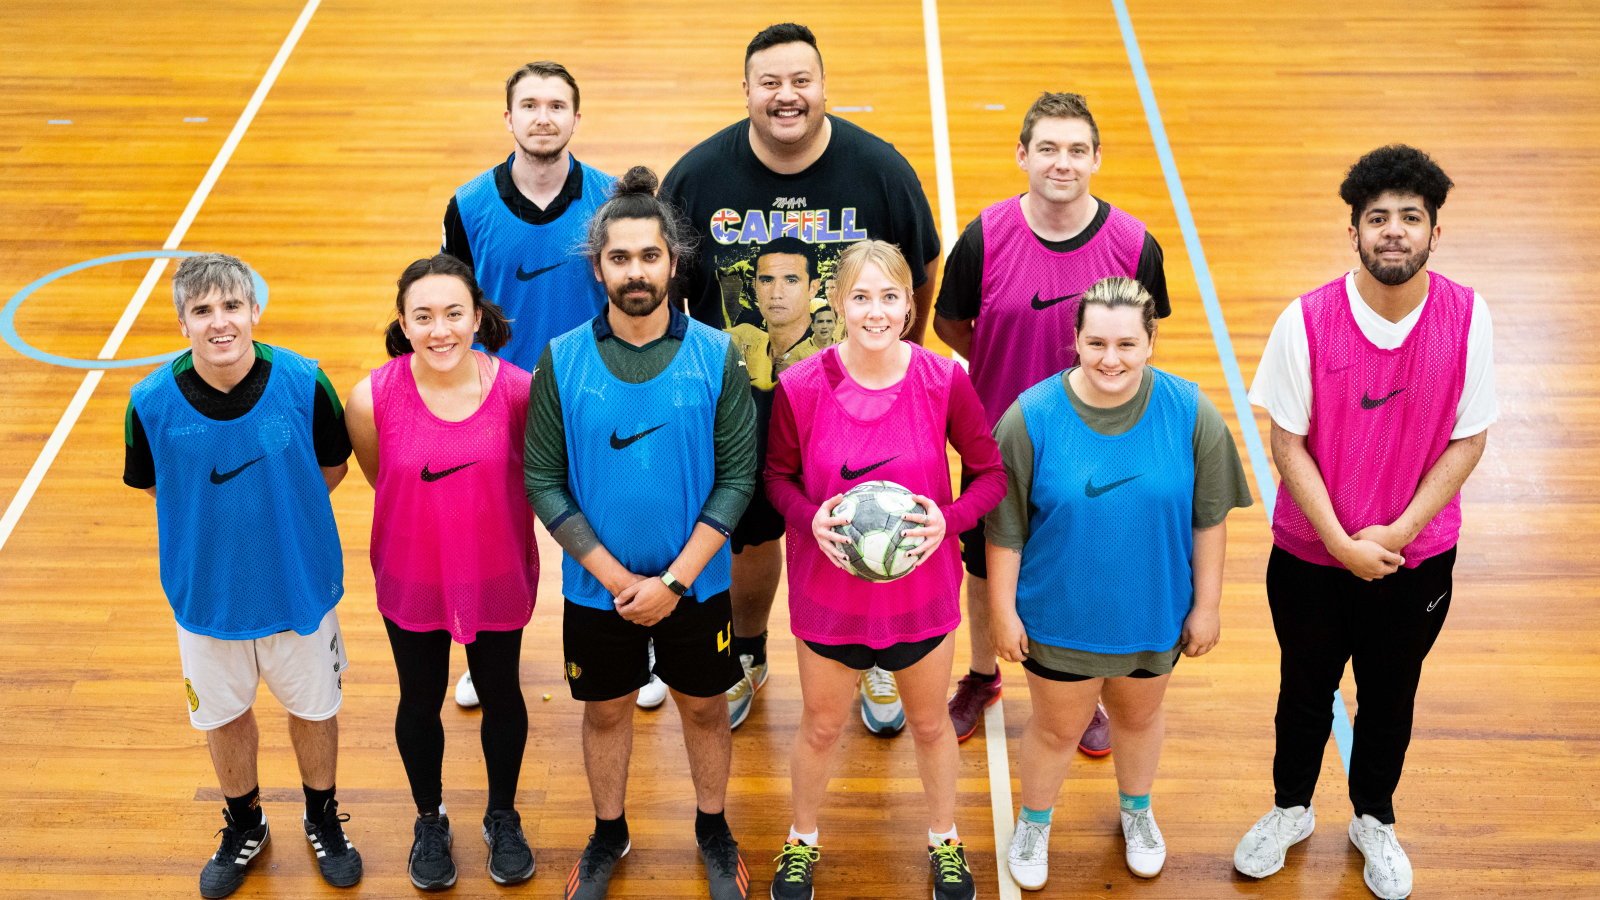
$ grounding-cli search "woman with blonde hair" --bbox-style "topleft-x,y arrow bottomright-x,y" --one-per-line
987,276 -> 1251,889
765,240 -> 1005,900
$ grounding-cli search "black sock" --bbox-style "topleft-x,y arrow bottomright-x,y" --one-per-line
967,668 -> 998,684
595,813 -> 629,847
732,631 -> 767,666
695,809 -> 730,842
226,787 -> 263,831
303,783 -> 336,823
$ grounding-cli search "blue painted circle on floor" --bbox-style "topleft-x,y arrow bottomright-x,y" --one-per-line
1,250 -> 269,369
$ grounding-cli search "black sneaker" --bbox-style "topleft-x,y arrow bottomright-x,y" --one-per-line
698,830 -> 750,900
409,812 -> 456,891
303,799 -> 362,888
929,839 -> 976,900
566,833 -> 629,900
483,809 -> 536,885
199,809 -> 270,899
770,840 -> 819,900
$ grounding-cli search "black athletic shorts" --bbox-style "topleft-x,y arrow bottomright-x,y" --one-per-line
732,485 -> 786,554
562,591 -> 743,702
958,473 -> 987,579
1022,656 -> 1178,682
804,631 -> 949,672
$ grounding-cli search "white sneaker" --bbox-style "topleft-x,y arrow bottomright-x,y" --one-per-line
454,672 -> 479,708
1120,807 -> 1166,878
1006,816 -> 1050,890
1234,804 -> 1314,878
637,641 -> 667,709
858,666 -> 904,735
1348,814 -> 1413,899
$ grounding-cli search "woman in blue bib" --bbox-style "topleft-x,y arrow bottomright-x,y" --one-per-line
986,277 -> 1252,888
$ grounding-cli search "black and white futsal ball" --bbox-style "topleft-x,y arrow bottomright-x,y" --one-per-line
830,480 -> 925,582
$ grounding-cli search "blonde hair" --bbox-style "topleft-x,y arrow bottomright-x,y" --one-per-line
828,239 -> 916,338
1076,276 -> 1157,339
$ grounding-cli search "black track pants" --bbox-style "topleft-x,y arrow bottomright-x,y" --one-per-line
1266,544 -> 1455,824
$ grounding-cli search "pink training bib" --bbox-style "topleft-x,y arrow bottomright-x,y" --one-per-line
969,196 -> 1146,428
370,351 -> 538,642
776,345 -> 963,648
1272,271 -> 1474,568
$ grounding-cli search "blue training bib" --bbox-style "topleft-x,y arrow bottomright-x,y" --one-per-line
131,346 -> 343,639
551,319 -> 731,610
456,156 -> 615,371
1016,367 -> 1198,654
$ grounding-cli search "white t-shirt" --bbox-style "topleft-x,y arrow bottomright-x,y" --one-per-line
1249,270 -> 1497,439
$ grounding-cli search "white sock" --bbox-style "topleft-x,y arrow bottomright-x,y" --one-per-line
929,825 -> 959,846
788,826 -> 818,846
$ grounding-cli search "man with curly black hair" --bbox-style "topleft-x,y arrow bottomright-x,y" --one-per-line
1234,145 -> 1497,900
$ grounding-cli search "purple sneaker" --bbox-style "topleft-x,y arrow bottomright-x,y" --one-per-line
948,672 -> 1002,742
1079,703 -> 1111,757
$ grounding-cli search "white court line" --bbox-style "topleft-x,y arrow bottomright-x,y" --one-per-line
920,1 -> 1018,895
0,0 -> 322,553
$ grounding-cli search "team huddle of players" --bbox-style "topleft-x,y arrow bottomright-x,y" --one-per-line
123,20 -> 1495,900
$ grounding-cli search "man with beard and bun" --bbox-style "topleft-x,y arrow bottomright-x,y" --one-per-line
660,22 -> 942,735
444,61 -> 615,710
934,92 -> 1170,754
523,167 -> 756,900
1233,145 -> 1496,900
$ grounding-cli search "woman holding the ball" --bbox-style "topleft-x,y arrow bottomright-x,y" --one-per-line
986,276 -> 1252,889
765,240 -> 1005,900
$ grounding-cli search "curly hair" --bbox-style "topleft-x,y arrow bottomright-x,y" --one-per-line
1339,144 -> 1454,227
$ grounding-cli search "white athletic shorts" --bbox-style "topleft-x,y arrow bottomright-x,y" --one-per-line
176,609 -> 348,730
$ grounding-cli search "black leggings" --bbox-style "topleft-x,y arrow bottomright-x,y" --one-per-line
1266,545 -> 1454,824
383,617 -> 527,814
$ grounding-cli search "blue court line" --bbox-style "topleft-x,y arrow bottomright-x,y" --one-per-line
1110,0 -> 1354,773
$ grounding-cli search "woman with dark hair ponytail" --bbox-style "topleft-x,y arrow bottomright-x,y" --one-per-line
344,254 -> 540,889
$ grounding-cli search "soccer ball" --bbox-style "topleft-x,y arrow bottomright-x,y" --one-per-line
830,481 -> 926,582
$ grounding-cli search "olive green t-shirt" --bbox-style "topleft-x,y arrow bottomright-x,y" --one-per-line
986,366 -> 1253,550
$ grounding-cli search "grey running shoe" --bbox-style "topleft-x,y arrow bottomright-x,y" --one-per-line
770,840 -> 819,900
859,666 -> 905,735
483,809 -> 535,885
303,799 -> 362,887
408,813 -> 456,891
566,833 -> 629,900
199,809 -> 269,899
698,830 -> 750,900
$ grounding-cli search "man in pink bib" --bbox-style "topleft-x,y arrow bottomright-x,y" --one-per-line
933,93 -> 1170,751
1235,145 -> 1496,900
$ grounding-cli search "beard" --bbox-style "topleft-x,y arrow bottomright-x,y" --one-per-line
515,130 -> 568,162
610,278 -> 667,318
1359,241 -> 1431,286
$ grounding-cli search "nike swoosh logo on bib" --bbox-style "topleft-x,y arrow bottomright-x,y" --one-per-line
610,424 -> 666,450
840,456 -> 898,480
1361,388 -> 1405,410
1085,474 -> 1141,498
515,263 -> 564,281
421,461 -> 478,482
1325,361 -> 1359,375
210,457 -> 264,485
1030,291 -> 1082,311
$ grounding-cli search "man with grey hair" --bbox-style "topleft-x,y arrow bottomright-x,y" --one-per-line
124,252 -> 360,898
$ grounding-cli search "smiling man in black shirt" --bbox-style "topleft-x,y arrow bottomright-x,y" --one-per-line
659,23 -> 942,734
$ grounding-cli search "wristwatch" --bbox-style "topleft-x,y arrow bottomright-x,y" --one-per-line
659,570 -> 689,596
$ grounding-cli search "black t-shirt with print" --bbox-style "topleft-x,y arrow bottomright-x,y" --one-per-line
660,114 -> 942,332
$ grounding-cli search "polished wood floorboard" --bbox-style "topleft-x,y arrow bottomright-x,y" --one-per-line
1,1 -> 1596,897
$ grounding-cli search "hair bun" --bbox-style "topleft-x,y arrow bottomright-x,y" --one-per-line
613,165 -> 659,197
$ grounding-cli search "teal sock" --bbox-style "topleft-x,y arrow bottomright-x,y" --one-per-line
1020,805 -> 1053,824
1118,791 -> 1151,811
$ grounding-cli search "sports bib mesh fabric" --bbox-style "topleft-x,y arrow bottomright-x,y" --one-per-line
551,318 -> 731,610
969,196 -> 1146,428
455,157 -> 615,371
369,352 -> 538,643
1016,367 -> 1197,654
130,346 -> 343,639
777,345 -> 962,648
1272,271 -> 1473,568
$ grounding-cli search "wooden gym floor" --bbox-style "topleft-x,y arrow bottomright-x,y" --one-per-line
1,1 -> 1596,897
